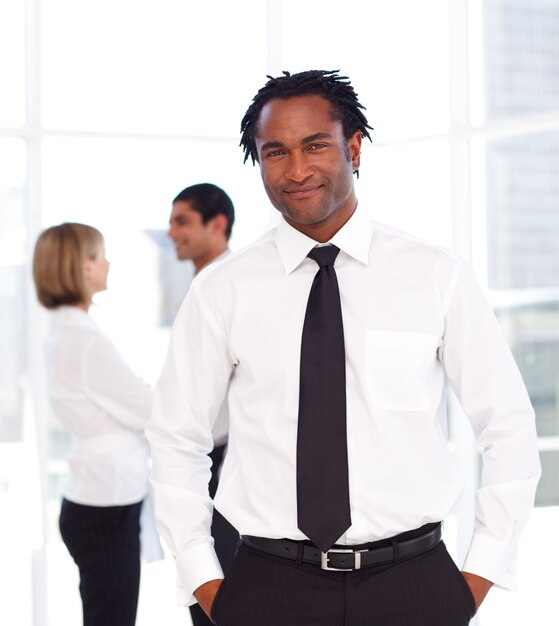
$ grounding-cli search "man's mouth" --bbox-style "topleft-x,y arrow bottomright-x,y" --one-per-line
283,185 -> 323,199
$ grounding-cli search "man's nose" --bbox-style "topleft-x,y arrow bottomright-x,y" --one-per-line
285,153 -> 313,182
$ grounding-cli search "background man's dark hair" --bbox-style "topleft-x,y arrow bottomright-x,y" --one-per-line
240,70 -> 373,168
173,183 -> 235,239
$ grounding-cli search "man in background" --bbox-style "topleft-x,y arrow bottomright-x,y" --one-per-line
167,182 -> 238,626
169,182 -> 235,272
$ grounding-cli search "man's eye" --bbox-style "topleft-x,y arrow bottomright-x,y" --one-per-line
266,150 -> 285,158
307,143 -> 327,151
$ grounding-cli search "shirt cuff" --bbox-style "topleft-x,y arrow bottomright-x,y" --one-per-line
461,533 -> 518,590
175,542 -> 224,606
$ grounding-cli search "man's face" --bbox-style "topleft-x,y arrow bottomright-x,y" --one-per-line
255,95 -> 361,239
168,201 -> 215,263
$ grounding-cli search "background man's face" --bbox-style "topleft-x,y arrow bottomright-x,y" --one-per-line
168,201 -> 215,262
255,94 -> 361,238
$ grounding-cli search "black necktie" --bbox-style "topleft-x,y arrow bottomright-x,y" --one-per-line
297,245 -> 351,553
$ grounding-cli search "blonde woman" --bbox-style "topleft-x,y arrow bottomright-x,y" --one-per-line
33,223 -> 155,626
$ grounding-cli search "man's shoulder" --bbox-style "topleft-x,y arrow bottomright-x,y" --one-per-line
368,220 -> 466,294
193,228 -> 277,287
371,220 -> 461,267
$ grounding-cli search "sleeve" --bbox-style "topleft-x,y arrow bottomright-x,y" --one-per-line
441,262 -> 541,590
145,281 -> 234,605
82,334 -> 153,433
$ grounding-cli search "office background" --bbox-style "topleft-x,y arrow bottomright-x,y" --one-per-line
1,0 -> 558,624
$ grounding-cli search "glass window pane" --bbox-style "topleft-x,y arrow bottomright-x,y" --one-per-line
484,0 -> 559,120
41,0 -> 267,136
0,0 -> 26,127
497,302 -> 559,439
358,139 -> 452,248
486,132 -> 559,289
534,450 -> 559,507
0,139 -> 27,442
280,0 -> 450,142
42,136 -> 272,247
41,135 -> 272,375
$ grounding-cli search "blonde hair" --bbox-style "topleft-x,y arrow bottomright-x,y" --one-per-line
32,223 -> 104,309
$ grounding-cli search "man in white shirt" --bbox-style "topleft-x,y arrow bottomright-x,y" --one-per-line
148,71 -> 541,625
167,183 -> 238,626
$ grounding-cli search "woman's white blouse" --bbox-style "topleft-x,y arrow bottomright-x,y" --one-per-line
45,306 -> 152,506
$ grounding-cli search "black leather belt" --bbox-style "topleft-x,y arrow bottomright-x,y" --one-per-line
241,523 -> 442,571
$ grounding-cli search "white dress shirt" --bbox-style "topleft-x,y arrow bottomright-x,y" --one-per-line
147,205 -> 541,603
46,306 -> 152,506
201,248 -> 231,448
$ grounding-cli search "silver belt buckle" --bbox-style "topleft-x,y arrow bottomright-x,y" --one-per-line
320,548 -> 367,571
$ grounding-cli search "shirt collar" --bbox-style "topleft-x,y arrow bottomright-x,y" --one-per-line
274,204 -> 374,274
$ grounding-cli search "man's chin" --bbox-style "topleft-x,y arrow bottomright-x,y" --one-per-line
175,249 -> 191,261
281,207 -> 329,227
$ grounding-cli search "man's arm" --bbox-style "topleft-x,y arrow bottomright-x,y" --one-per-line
441,262 -> 541,594
146,279 -> 234,605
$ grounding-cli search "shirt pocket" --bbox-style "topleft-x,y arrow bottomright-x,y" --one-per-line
365,331 -> 440,412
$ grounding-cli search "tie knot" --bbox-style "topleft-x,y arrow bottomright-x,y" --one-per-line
307,245 -> 340,267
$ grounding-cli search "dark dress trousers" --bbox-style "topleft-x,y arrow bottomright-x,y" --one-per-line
59,498 -> 142,626
210,526 -> 476,626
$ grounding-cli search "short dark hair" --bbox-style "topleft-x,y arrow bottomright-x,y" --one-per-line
240,70 -> 373,166
173,183 -> 235,239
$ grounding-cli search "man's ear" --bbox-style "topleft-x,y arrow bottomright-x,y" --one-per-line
209,213 -> 229,237
349,130 -> 362,173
